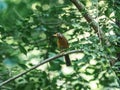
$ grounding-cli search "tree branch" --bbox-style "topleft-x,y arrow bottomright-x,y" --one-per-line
0,49 -> 83,86
70,0 -> 110,45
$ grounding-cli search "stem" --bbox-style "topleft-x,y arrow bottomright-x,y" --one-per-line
0,49 -> 83,86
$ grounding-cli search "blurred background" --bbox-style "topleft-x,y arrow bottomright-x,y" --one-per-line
0,0 -> 120,90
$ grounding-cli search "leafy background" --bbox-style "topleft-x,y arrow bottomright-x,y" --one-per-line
0,0 -> 120,90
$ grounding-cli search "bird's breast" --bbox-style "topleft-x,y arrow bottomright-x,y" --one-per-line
57,37 -> 69,49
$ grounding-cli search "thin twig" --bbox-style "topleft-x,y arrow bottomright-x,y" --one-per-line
0,49 -> 83,86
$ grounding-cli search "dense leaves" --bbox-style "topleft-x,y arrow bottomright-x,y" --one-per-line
0,0 -> 120,90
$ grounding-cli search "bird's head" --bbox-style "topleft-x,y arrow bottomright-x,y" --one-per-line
53,33 -> 63,38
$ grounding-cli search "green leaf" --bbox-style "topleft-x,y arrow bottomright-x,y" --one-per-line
114,61 -> 120,66
105,8 -> 113,17
19,44 -> 27,55
22,37 -> 29,43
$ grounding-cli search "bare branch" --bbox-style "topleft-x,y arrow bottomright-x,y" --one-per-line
0,49 -> 83,86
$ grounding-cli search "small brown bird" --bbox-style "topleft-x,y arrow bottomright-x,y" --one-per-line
53,33 -> 71,66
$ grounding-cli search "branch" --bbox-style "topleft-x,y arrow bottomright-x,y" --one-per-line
70,0 -> 110,45
0,49 -> 83,86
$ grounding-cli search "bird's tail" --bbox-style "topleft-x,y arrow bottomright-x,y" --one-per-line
64,54 -> 71,66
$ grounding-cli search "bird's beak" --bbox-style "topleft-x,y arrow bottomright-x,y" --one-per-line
53,33 -> 57,37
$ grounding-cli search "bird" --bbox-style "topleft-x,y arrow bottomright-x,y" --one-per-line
53,33 -> 71,66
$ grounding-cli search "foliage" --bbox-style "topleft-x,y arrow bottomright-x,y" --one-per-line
0,0 -> 120,90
